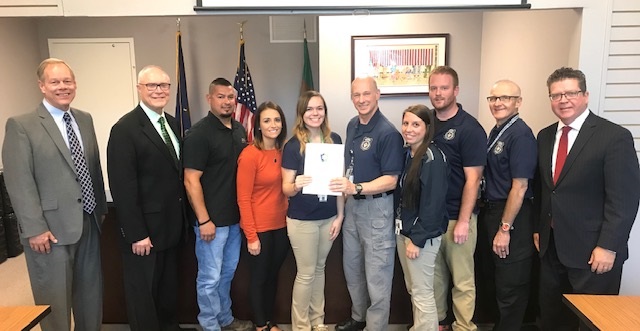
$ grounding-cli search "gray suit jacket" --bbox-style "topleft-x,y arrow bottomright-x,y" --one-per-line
2,103 -> 107,245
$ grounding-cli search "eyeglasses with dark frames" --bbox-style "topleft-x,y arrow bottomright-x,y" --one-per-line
549,90 -> 582,102
486,95 -> 520,103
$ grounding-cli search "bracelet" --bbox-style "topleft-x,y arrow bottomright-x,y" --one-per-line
198,219 -> 212,227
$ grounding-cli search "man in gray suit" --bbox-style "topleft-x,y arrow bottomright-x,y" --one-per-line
2,58 -> 107,331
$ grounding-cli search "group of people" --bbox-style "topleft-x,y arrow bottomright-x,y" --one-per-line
2,58 -> 639,331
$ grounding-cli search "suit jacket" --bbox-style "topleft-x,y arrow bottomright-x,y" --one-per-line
107,105 -> 186,251
534,111 -> 640,269
1,103 -> 108,245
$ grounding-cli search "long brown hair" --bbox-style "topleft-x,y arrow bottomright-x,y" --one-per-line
293,90 -> 334,154
252,101 -> 288,151
402,104 -> 436,209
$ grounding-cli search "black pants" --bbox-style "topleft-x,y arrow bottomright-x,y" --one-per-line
478,200 -> 534,331
121,246 -> 180,331
249,227 -> 290,326
539,230 -> 622,331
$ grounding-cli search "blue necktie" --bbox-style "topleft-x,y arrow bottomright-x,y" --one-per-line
63,112 -> 96,214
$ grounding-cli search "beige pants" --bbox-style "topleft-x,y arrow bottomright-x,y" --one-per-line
434,215 -> 478,331
287,216 -> 336,331
397,235 -> 442,331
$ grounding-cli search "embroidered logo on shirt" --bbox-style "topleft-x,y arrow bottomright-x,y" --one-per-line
493,141 -> 504,154
361,137 -> 372,151
444,129 -> 456,141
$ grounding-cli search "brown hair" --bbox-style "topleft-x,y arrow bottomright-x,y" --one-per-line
292,90 -> 334,154
253,101 -> 288,151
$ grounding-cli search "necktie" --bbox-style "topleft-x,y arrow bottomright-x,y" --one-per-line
63,112 -> 96,214
553,126 -> 572,184
158,117 -> 179,164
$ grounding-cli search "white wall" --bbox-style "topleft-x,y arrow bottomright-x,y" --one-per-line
0,18 -> 42,167
35,15 -> 319,131
319,12 -> 484,138
477,9 -> 581,135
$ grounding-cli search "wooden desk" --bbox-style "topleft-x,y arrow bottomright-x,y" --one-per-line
563,294 -> 640,330
0,305 -> 51,331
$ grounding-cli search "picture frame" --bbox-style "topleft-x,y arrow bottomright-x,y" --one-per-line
351,34 -> 449,96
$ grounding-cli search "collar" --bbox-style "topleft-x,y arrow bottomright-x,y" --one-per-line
140,102 -> 165,124
557,108 -> 589,133
357,109 -> 382,133
43,99 -> 72,122
207,112 -> 238,130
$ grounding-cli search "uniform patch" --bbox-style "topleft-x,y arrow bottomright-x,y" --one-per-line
361,137 -> 372,151
493,141 -> 504,155
444,129 -> 456,141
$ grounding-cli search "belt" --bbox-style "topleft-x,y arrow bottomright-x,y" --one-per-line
353,190 -> 394,200
481,199 -> 507,209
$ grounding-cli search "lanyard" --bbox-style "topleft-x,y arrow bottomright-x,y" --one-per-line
487,114 -> 519,153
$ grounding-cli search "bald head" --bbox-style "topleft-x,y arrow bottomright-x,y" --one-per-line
488,79 -> 522,125
490,79 -> 521,97
350,76 -> 381,123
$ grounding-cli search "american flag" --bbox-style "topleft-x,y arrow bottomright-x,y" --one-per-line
233,39 -> 257,142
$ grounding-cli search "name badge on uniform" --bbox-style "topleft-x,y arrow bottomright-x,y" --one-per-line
395,219 -> 402,235
318,194 -> 327,202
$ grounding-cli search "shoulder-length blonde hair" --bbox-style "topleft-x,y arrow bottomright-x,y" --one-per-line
293,90 -> 334,155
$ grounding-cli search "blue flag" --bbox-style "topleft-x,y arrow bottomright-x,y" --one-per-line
175,31 -> 191,137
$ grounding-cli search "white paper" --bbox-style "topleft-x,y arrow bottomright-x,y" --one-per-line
302,143 -> 345,196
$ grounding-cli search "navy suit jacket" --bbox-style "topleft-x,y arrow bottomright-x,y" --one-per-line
534,111 -> 640,269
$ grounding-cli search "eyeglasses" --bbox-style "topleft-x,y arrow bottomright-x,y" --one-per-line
141,83 -> 171,92
486,95 -> 519,103
549,90 -> 582,102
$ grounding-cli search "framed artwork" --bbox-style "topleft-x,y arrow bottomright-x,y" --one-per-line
351,34 -> 449,96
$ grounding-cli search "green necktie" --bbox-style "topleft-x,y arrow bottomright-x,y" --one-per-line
158,117 -> 179,164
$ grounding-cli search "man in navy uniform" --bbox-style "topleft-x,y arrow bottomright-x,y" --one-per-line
330,76 -> 404,331
478,80 -> 536,331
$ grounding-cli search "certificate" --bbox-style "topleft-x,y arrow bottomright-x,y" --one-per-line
302,143 -> 345,196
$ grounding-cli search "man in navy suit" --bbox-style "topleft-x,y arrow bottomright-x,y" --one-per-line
107,65 -> 187,331
534,67 -> 640,330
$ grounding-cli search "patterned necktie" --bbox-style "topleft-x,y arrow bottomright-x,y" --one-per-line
158,117 -> 179,164
63,112 -> 96,214
553,126 -> 572,184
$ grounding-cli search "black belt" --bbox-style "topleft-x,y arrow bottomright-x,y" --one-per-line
481,199 -> 507,209
353,190 -> 394,200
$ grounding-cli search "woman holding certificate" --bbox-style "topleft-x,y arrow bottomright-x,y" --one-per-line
281,91 -> 344,331
237,101 -> 289,331
395,105 -> 449,331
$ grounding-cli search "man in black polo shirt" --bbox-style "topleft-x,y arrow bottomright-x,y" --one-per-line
479,80 -> 536,331
183,78 -> 252,331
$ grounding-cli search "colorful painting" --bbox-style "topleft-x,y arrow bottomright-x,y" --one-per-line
352,34 -> 449,96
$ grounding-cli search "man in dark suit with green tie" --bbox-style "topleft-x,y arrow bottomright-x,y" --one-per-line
107,65 -> 188,331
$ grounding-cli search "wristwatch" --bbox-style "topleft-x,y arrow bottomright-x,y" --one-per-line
355,183 -> 363,195
500,222 -> 514,232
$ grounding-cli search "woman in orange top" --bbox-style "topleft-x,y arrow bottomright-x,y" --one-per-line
237,101 -> 289,331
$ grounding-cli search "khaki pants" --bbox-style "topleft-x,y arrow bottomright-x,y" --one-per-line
434,215 -> 478,331
397,235 -> 442,331
287,216 -> 336,331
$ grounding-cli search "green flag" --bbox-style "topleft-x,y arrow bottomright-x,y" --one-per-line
300,36 -> 314,95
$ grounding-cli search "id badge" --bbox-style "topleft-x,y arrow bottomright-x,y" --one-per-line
318,195 -> 327,202
395,219 -> 402,235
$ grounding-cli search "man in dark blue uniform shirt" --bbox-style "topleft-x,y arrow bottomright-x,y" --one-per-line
478,80 -> 536,331
330,76 -> 404,331
430,66 -> 486,331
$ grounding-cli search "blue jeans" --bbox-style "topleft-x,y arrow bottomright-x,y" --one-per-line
194,224 -> 241,331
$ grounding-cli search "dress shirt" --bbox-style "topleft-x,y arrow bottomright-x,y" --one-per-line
140,102 -> 180,157
552,108 -> 590,178
43,99 -> 84,152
